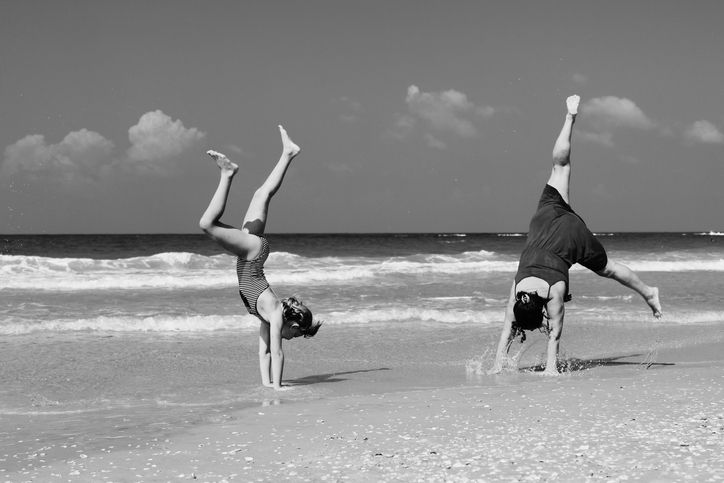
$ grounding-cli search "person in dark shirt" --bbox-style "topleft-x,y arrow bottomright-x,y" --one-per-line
490,96 -> 662,375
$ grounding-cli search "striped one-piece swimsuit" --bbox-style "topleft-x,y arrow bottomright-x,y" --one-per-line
236,235 -> 270,317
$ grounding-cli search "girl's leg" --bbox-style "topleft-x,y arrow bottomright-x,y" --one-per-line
596,260 -> 663,318
241,125 -> 300,235
199,151 -> 257,257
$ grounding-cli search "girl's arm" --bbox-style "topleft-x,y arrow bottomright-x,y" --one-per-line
267,304 -> 286,390
258,324 -> 273,387
489,281 -> 517,374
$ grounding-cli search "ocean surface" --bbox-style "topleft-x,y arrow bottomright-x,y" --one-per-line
2,232 -> 724,472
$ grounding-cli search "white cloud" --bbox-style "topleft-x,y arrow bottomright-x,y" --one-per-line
577,96 -> 656,147
684,120 -> 724,144
126,110 -> 205,167
405,85 -> 480,138
391,85 -> 494,148
424,133 -> 447,150
2,110 -> 205,182
387,114 -> 417,140
583,96 -> 656,130
2,129 -> 114,181
577,130 -> 613,147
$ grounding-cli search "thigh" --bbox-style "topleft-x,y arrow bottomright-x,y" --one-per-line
242,191 -> 270,235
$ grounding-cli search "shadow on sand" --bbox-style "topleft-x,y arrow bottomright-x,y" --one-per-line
288,368 -> 391,386
520,354 -> 675,373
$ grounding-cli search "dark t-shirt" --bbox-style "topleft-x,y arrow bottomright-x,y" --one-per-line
515,184 -> 608,290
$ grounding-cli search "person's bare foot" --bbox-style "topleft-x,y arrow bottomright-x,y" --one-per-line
278,125 -> 300,158
566,95 -> 580,116
206,150 -> 238,175
646,287 -> 663,319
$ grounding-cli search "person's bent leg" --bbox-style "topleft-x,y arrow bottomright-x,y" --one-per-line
199,151 -> 255,255
199,157 -> 237,231
596,260 -> 662,318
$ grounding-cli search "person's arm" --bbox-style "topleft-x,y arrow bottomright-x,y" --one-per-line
542,298 -> 564,375
258,324 -> 273,387
489,282 -> 517,374
267,304 -> 287,390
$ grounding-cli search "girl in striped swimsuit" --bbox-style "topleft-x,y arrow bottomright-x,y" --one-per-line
199,125 -> 321,390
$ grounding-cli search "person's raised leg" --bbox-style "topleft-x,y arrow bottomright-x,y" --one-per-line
199,151 -> 256,257
242,125 -> 301,234
596,260 -> 663,318
547,95 -> 579,204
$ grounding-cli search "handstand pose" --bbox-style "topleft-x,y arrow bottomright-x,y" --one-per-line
199,125 -> 321,390
490,96 -> 662,375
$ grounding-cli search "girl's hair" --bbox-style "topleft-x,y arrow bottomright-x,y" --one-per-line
511,291 -> 548,342
282,296 -> 322,338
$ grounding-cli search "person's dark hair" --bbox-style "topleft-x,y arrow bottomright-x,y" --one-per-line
282,296 -> 322,338
511,291 -> 548,342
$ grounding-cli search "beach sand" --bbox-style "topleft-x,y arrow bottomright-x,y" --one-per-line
5,331 -> 723,482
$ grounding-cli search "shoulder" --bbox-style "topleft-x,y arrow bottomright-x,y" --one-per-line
257,290 -> 282,324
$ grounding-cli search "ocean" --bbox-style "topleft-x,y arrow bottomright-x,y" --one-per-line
1,232 -> 724,473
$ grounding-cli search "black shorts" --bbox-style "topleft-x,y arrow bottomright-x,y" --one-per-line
562,212 -> 608,272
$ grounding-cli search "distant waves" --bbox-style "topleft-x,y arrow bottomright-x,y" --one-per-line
2,250 -> 723,292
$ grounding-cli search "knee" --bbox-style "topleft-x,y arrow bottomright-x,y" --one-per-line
253,187 -> 272,203
595,261 -> 615,278
198,217 -> 213,233
552,152 -> 568,165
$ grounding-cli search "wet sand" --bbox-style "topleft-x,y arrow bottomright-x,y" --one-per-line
5,336 -> 723,482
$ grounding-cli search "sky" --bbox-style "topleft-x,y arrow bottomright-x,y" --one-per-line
1,0 -> 723,234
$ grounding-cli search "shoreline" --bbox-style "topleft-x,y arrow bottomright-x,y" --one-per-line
5,336 -> 723,481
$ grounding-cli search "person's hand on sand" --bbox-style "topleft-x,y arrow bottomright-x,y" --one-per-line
541,367 -> 560,377
487,365 -> 503,375
566,95 -> 580,116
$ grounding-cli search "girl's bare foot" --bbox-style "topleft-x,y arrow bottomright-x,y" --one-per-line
206,150 -> 238,174
566,95 -> 580,116
278,125 -> 300,158
646,287 -> 663,319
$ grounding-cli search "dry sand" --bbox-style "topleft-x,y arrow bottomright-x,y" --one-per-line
5,341 -> 723,482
